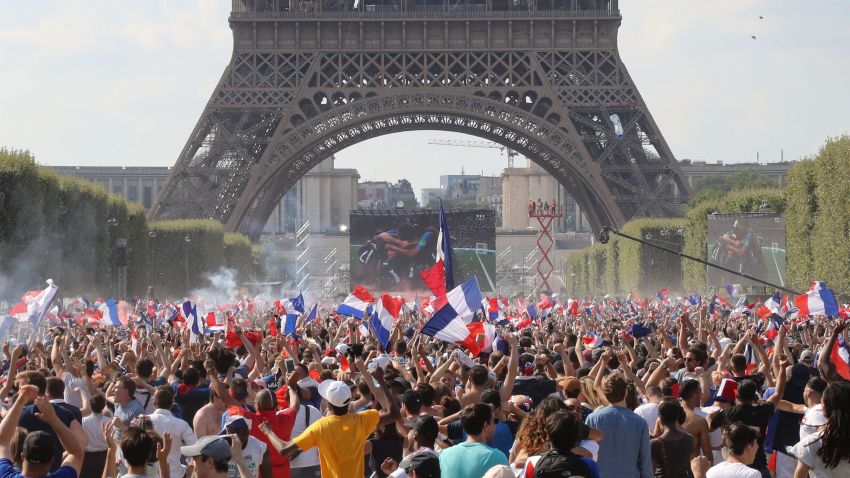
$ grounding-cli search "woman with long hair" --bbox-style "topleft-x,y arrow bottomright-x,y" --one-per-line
510,397 -> 568,469
790,381 -> 850,477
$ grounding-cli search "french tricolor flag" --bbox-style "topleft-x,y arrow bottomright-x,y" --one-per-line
830,336 -> 850,381
98,298 -> 122,328
337,286 -> 376,319
369,294 -> 404,350
538,294 -> 554,318
757,292 -> 782,319
421,277 -> 483,342
430,276 -> 483,324
795,282 -> 839,318
582,331 -> 604,348
182,300 -> 201,337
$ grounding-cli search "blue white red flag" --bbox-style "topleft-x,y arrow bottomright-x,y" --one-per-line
305,303 -> 318,324
369,293 -> 404,350
725,284 -> 741,299
830,336 -> 850,381
794,281 -> 839,318
757,292 -> 782,319
98,299 -> 122,328
284,313 -> 298,335
421,305 -> 470,343
437,200 -> 455,290
337,286 -> 376,319
582,332 -> 604,348
430,276 -> 482,324
182,300 -> 201,337
290,293 -> 306,314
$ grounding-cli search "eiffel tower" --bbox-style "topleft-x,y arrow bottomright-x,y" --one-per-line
150,0 -> 690,240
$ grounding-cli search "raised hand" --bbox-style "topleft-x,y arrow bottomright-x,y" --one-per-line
18,384 -> 39,403
102,421 -> 117,449
33,396 -> 59,423
156,432 -> 173,464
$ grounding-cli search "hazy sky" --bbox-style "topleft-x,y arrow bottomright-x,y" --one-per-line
2,1 -> 849,201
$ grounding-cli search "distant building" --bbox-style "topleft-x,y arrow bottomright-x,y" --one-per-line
48,166 -> 170,210
420,187 -> 444,206
501,159 -> 590,233
265,156 -> 359,234
440,173 -> 480,192
357,179 -> 417,209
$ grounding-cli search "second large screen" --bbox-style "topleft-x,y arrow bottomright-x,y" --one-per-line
706,213 -> 786,288
350,208 -> 496,293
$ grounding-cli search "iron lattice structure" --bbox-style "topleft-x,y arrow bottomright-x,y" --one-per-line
150,0 -> 690,240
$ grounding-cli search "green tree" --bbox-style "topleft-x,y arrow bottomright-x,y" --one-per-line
689,170 -> 778,207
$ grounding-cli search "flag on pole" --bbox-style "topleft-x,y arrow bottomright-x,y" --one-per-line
429,276 -> 483,324
305,303 -> 318,324
26,280 -> 59,329
419,260 -> 447,297
725,284 -> 741,299
284,313 -> 298,335
830,336 -> 850,381
290,293 -> 306,314
794,281 -> 839,317
421,305 -> 471,344
757,292 -> 782,319
182,300 -> 201,337
98,299 -> 121,328
436,200 -> 455,290
337,286 -> 376,319
369,294 -> 404,350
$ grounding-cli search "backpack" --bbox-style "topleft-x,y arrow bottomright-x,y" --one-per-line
532,449 -> 592,478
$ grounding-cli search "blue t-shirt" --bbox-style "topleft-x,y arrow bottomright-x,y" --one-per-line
439,442 -> 508,478
0,458 -> 76,478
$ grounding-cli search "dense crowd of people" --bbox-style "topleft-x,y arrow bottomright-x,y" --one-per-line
1,295 -> 849,478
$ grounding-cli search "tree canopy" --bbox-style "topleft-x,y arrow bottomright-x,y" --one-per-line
689,169 -> 778,207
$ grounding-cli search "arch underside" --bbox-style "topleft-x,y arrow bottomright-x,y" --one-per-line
244,107 -> 613,239
150,49 -> 691,240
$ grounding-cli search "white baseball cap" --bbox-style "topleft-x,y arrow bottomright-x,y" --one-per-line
318,380 -> 352,408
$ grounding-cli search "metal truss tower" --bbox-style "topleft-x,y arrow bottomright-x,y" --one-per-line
150,0 -> 690,240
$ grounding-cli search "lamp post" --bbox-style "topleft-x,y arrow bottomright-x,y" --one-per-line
148,230 -> 157,298
184,234 -> 191,293
107,217 -> 119,297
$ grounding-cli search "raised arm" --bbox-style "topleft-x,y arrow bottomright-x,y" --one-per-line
34,396 -> 85,474
355,358 -> 400,427
765,356 -> 789,407
0,385 -> 37,460
500,334 -> 519,402
818,320 -> 846,383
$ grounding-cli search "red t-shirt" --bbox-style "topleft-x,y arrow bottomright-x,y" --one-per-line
228,405 -> 298,476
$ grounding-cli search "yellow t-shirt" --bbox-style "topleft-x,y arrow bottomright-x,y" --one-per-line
291,408 -> 380,478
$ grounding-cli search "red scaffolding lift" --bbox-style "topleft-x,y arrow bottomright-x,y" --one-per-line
529,203 -> 563,294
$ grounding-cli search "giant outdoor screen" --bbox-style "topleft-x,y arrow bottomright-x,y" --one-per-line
706,213 -> 786,288
350,208 -> 496,293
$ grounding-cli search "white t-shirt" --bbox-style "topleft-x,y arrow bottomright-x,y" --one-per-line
82,413 -> 112,452
634,402 -> 659,432
706,461 -> 762,478
800,404 -> 827,440
289,404 -> 321,468
227,435 -> 267,478
63,372 -> 87,409
790,431 -> 850,478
